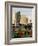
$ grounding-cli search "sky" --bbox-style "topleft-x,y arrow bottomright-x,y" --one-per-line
12,7 -> 32,20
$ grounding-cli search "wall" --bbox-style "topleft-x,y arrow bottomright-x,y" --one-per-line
0,0 -> 38,46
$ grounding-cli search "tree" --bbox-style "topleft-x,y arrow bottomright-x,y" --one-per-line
15,11 -> 21,24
